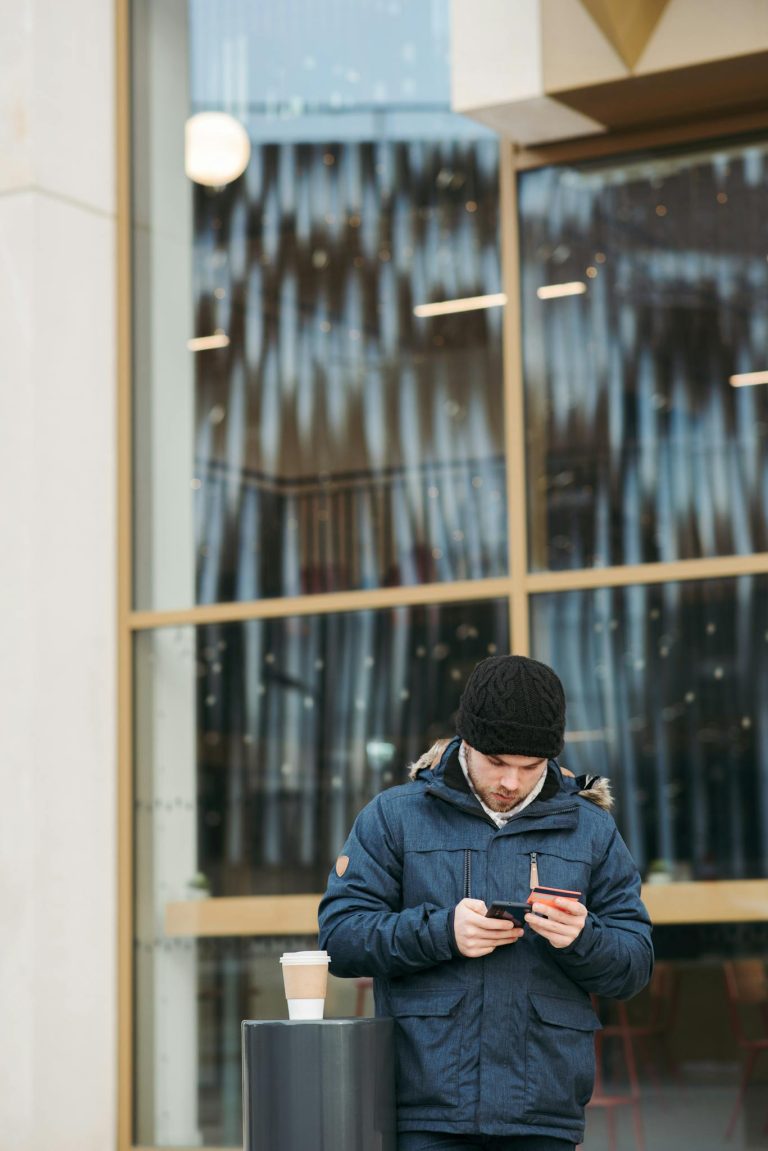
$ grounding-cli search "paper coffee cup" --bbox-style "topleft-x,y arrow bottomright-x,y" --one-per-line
280,951 -> 330,1020
286,998 -> 325,1020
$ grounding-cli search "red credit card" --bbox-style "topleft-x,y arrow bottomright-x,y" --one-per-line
527,885 -> 581,907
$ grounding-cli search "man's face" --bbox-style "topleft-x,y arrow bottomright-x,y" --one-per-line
463,743 -> 548,812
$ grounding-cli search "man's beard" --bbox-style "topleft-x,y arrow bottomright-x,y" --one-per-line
465,753 -> 521,811
475,786 -> 520,812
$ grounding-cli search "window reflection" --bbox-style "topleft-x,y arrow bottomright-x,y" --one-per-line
192,137 -> 504,602
519,141 -> 768,571
531,576 -> 768,880
132,0 -> 504,612
135,599 -> 508,900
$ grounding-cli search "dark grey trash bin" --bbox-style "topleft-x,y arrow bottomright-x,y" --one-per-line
242,1018 -> 397,1151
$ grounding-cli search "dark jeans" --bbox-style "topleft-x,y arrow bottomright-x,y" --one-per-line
398,1135 -> 575,1151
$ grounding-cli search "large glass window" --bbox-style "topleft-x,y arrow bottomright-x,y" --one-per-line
132,0 -> 503,613
128,4 -> 768,1146
519,141 -> 768,572
518,137 -> 768,1151
531,576 -> 768,880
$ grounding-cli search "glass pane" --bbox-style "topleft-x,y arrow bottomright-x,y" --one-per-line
132,0 -> 505,611
133,598 -> 507,1145
519,139 -> 768,571
530,576 -> 768,880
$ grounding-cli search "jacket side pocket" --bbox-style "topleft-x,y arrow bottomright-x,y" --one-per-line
523,992 -> 602,1122
388,987 -> 467,1113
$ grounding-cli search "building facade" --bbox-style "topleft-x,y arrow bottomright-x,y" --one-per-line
2,2 -> 768,1150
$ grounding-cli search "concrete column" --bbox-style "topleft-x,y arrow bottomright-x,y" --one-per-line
0,1 -> 117,1149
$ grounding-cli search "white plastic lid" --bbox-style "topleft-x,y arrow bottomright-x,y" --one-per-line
280,951 -> 330,964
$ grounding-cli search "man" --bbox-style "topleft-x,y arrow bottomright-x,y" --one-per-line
318,655 -> 653,1151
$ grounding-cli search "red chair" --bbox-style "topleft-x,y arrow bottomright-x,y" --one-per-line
723,959 -> 768,1140
580,998 -> 645,1151
621,962 -> 681,1094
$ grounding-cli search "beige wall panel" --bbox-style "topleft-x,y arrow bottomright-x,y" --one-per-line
451,0 -> 543,112
32,0 -> 115,215
637,0 -> 768,74
0,194 -> 117,1151
541,0 -> 627,91
0,1 -> 34,191
0,6 -> 118,1151
0,0 -> 114,210
0,191 -> 36,1151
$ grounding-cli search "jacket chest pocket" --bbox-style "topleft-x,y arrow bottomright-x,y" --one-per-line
402,848 -> 478,907
527,848 -> 591,898
388,988 -> 466,1112
523,993 -> 601,1122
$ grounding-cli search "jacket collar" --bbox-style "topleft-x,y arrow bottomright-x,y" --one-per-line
423,737 -> 579,829
441,739 -> 563,802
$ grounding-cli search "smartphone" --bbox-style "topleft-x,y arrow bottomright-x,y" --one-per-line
485,901 -> 530,926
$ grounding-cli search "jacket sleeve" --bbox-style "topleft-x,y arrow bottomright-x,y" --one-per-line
548,822 -> 653,999
317,795 -> 457,978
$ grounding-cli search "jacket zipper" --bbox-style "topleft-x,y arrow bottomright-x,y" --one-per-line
463,849 -> 472,899
529,851 -> 539,889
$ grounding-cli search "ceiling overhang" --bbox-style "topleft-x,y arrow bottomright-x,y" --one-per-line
452,0 -> 768,146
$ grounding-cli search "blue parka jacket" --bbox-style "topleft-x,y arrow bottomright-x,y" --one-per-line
318,738 -> 653,1144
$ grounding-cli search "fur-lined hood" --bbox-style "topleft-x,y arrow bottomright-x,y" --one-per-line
408,737 -> 614,812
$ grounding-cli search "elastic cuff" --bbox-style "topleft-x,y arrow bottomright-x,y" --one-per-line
447,906 -> 461,956
554,914 -> 596,957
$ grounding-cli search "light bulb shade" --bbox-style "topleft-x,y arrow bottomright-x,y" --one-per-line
185,112 -> 251,187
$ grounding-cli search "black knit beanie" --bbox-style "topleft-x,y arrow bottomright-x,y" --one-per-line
456,655 -> 566,759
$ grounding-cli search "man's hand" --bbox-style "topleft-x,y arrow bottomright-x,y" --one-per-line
525,897 -> 588,949
453,898 -> 523,958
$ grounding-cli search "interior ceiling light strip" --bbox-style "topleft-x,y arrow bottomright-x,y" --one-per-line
413,292 -> 507,318
188,333 -> 231,351
729,371 -> 768,387
536,282 -> 587,300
